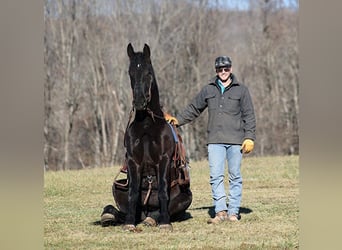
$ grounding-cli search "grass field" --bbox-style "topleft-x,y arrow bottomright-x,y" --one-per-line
44,155 -> 299,249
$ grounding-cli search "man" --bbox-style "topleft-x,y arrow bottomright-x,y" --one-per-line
166,56 -> 256,223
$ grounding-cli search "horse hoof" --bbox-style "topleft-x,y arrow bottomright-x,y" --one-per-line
122,224 -> 136,232
159,224 -> 173,232
100,213 -> 115,227
142,217 -> 157,227
122,224 -> 142,233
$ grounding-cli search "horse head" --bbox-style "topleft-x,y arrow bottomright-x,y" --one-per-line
127,43 -> 159,111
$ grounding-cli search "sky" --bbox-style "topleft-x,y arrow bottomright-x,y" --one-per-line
215,0 -> 298,10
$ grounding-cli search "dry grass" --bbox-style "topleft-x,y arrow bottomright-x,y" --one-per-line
44,155 -> 299,249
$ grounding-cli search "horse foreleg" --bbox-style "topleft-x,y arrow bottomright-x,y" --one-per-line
124,159 -> 142,230
157,156 -> 173,231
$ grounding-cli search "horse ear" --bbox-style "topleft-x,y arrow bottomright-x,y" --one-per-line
127,43 -> 134,59
143,44 -> 151,60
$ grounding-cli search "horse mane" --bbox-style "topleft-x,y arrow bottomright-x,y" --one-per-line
144,55 -> 162,114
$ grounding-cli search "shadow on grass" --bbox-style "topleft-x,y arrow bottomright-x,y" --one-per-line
189,205 -> 252,218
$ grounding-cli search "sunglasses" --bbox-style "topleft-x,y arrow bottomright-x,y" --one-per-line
216,67 -> 231,73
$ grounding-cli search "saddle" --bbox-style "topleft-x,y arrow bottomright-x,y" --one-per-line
168,123 -> 190,186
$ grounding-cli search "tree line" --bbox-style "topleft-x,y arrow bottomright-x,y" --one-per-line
44,0 -> 299,171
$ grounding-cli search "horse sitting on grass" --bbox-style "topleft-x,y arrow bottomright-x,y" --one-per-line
101,43 -> 192,232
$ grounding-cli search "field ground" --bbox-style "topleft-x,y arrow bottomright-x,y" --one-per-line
44,155 -> 299,249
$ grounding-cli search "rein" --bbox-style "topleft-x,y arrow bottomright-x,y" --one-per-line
146,108 -> 165,122
123,107 -> 165,148
125,106 -> 165,127
143,175 -> 153,205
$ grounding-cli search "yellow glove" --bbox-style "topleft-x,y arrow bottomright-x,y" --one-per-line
164,112 -> 179,126
241,139 -> 254,154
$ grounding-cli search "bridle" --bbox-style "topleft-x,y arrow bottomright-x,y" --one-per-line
131,72 -> 164,122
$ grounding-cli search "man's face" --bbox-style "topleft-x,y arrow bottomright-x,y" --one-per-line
216,67 -> 231,81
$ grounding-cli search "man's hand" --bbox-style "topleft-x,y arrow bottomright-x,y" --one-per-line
164,112 -> 179,125
241,139 -> 254,154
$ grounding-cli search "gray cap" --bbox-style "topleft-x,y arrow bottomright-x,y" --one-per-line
215,56 -> 232,68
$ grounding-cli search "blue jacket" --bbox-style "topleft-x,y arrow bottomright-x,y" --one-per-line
176,74 -> 256,145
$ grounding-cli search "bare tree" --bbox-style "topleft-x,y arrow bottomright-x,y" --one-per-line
44,0 -> 299,170
45,0 -> 81,170
241,0 -> 299,155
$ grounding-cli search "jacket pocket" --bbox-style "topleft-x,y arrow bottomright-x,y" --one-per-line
206,93 -> 218,110
224,95 -> 240,115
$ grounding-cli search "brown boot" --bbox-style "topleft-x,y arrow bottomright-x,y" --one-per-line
228,214 -> 239,222
207,211 -> 228,224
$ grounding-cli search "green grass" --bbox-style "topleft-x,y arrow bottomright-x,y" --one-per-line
44,155 -> 299,249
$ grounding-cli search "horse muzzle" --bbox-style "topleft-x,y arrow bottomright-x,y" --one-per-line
133,99 -> 148,111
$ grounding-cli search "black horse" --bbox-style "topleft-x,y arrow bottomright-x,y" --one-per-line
101,43 -> 192,232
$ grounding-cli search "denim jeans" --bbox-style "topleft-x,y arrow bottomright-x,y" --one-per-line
208,144 -> 242,215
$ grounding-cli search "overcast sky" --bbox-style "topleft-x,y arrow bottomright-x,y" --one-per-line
215,0 -> 298,10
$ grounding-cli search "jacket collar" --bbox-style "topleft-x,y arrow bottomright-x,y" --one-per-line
209,73 -> 239,89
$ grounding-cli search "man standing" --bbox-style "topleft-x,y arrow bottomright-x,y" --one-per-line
166,56 -> 256,223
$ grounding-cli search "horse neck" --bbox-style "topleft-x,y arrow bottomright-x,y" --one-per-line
148,80 -> 163,116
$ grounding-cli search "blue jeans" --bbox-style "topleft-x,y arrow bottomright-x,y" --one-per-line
208,144 -> 242,215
